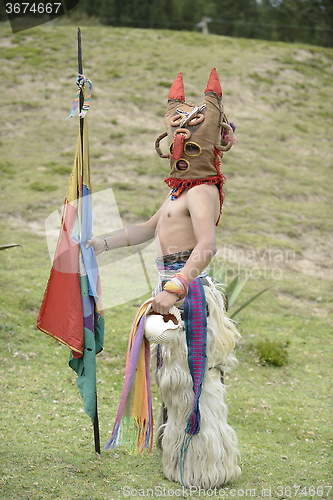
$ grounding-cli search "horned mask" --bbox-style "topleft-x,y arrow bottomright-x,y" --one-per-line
155,68 -> 235,189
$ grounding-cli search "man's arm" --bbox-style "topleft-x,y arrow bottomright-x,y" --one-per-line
180,184 -> 219,282
151,184 -> 219,314
86,205 -> 163,255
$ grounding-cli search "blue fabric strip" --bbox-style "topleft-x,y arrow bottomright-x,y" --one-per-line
159,259 -> 207,435
80,184 -> 98,297
183,277 -> 207,435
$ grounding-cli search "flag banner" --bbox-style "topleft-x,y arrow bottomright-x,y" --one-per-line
37,86 -> 104,422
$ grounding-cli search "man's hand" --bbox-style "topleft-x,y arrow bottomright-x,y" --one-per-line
86,237 -> 105,256
151,290 -> 177,315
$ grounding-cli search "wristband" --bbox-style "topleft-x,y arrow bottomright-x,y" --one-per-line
163,272 -> 189,304
102,236 -> 111,251
125,227 -> 131,247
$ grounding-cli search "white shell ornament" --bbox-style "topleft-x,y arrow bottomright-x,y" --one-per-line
144,306 -> 182,343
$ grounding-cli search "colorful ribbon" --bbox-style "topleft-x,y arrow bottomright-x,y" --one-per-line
67,74 -> 93,119
105,299 -> 154,454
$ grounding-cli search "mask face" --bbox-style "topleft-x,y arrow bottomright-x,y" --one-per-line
156,69 -> 234,181
165,93 -> 222,180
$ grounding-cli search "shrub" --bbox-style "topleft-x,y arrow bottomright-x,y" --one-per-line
254,339 -> 290,366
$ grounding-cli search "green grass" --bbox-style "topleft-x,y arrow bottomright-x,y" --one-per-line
0,21 -> 332,500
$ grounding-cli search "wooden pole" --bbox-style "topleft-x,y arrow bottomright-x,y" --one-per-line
77,27 -> 101,455
77,27 -> 84,132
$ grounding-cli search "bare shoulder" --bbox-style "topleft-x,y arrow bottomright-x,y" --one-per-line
185,184 -> 220,220
186,183 -> 219,201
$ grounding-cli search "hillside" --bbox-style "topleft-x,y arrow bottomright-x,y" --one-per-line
0,24 -> 332,500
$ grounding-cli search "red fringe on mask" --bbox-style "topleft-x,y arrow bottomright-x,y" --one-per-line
164,149 -> 226,225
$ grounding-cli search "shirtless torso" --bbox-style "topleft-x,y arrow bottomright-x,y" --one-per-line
155,191 -> 199,255
153,184 -> 220,256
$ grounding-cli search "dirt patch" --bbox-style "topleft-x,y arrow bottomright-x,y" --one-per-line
7,214 -> 46,236
288,257 -> 333,280
215,241 -> 333,281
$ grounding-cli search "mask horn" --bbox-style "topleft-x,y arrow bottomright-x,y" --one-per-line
168,72 -> 185,101
204,68 -> 222,98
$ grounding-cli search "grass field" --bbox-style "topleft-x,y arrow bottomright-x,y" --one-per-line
0,19 -> 332,500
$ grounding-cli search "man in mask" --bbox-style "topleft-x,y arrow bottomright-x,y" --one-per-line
87,68 -> 241,488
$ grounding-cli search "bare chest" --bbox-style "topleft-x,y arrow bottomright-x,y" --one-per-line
156,193 -> 196,253
159,194 -> 190,224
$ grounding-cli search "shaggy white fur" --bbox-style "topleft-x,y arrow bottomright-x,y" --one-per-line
151,284 -> 241,489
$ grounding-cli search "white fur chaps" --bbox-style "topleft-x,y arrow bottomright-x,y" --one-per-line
151,284 -> 241,489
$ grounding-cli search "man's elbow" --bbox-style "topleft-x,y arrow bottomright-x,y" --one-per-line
201,241 -> 217,261
210,243 -> 218,258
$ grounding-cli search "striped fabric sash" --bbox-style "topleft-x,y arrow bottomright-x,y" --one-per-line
183,277 -> 207,435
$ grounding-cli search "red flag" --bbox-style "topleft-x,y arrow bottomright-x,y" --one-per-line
37,172 -> 84,358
